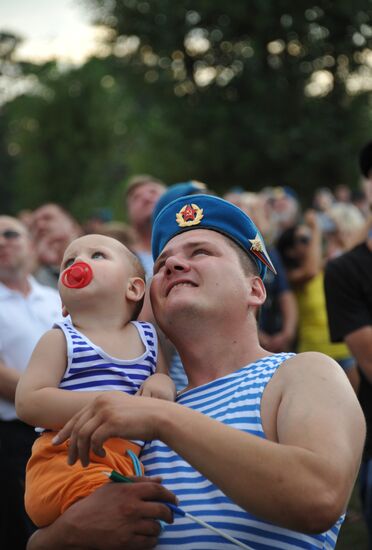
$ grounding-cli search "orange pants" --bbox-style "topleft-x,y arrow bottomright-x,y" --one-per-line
25,432 -> 142,527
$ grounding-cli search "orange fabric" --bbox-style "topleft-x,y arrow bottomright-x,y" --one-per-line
25,432 -> 142,527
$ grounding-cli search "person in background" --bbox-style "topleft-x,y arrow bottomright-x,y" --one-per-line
28,194 -> 364,550
277,210 -> 359,391
0,215 -> 62,548
30,203 -> 82,289
312,187 -> 336,234
334,184 -> 352,204
265,186 -> 301,238
325,202 -> 366,260
325,141 -> 372,548
124,174 -> 166,280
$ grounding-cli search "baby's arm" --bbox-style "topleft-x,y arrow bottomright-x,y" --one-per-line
15,329 -> 126,430
137,342 -> 176,401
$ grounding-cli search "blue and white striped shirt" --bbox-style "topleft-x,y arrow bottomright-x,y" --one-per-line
56,320 -> 157,394
142,353 -> 344,549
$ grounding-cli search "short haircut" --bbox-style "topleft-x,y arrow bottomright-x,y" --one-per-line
124,174 -> 165,200
223,236 -> 260,277
126,248 -> 146,320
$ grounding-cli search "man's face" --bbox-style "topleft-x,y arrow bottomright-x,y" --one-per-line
150,229 -> 251,333
126,182 -> 165,228
31,204 -> 79,266
0,216 -> 33,278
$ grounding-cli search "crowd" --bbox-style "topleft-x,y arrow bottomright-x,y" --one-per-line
0,145 -> 371,549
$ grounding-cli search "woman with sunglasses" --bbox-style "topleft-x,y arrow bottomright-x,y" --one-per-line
277,210 -> 359,392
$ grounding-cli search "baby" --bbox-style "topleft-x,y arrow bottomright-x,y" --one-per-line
16,234 -> 175,527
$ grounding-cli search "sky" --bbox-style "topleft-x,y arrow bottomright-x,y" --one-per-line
0,0 -> 105,64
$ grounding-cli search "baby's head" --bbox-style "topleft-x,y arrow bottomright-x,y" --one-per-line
59,234 -> 145,321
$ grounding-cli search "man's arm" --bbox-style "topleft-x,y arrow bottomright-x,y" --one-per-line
55,352 -> 365,533
345,326 -> 372,382
324,251 -> 372,381
0,360 -> 20,401
27,478 -> 176,550
15,329 -> 127,430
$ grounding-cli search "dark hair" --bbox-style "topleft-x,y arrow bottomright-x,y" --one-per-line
126,250 -> 146,321
360,141 -> 372,178
276,226 -> 300,269
124,174 -> 165,200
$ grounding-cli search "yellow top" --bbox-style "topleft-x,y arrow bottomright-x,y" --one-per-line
295,272 -> 350,359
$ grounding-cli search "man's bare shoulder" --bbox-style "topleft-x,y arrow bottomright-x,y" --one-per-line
277,351 -> 346,384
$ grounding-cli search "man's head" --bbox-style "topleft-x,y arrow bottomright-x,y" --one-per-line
31,203 -> 82,267
125,175 -> 166,231
151,194 -> 276,279
0,216 -> 34,282
59,234 -> 145,320
150,195 -> 275,336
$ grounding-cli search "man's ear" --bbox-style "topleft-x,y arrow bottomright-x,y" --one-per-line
248,276 -> 267,307
62,304 -> 69,317
126,277 -> 146,303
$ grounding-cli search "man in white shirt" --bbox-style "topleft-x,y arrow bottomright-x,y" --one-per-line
0,215 -> 62,548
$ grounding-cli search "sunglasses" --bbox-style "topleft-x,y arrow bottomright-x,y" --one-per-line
0,230 -> 22,240
295,235 -> 311,245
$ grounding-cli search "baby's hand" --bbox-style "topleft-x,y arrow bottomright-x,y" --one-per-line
137,373 -> 176,401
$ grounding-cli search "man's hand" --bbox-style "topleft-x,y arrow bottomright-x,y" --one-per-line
53,392 -> 172,467
27,478 -> 176,549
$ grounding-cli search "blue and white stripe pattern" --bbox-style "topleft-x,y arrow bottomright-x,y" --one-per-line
169,351 -> 188,392
142,353 -> 344,549
56,320 -> 157,395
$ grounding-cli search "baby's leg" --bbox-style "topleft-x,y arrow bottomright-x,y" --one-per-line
25,433 -> 141,527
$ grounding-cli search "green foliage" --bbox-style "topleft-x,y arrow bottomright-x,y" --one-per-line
87,0 -> 372,199
1,2 -> 372,218
2,58 -> 134,219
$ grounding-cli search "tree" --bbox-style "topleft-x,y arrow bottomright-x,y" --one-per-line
85,0 -> 372,199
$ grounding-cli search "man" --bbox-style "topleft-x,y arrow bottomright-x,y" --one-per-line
28,195 -> 364,549
124,174 -> 166,280
324,141 -> 372,548
0,216 -> 62,548
31,203 -> 82,288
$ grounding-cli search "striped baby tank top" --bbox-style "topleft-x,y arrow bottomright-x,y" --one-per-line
56,320 -> 157,394
141,352 -> 344,549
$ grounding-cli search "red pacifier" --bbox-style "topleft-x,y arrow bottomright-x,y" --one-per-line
61,262 -> 93,289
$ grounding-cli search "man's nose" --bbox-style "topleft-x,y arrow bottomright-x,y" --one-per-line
165,255 -> 190,273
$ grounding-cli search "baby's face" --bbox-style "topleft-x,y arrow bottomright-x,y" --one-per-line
59,234 -> 134,302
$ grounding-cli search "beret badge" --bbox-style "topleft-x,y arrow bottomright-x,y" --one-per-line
176,203 -> 204,227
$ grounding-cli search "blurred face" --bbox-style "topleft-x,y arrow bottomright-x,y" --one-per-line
32,204 -> 76,240
0,216 -> 33,278
150,229 -> 253,333
291,226 -> 312,262
59,234 -> 135,310
126,182 -> 165,228
31,204 -> 80,266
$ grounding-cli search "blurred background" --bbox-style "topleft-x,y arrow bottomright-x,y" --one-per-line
1,0 -> 372,221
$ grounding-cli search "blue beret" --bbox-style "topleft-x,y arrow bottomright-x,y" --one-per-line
153,180 -> 207,222
152,194 -> 276,279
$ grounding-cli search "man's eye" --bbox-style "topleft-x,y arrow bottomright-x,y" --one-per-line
154,261 -> 165,274
92,251 -> 105,259
64,258 -> 75,269
192,249 -> 209,256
